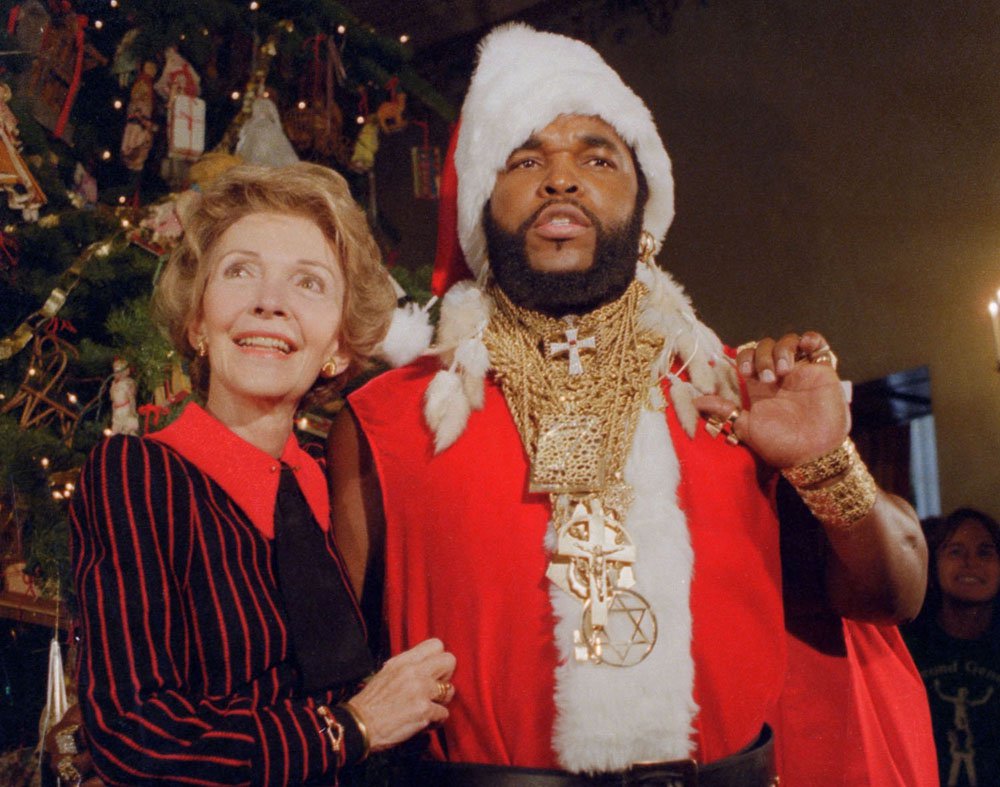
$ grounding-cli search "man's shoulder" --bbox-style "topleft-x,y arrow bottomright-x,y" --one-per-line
350,357 -> 440,402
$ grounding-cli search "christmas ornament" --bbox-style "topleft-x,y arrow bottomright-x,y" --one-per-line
112,28 -> 141,89
236,96 -> 299,168
109,359 -> 139,436
284,35 -> 346,160
410,121 -> 440,200
24,9 -> 106,142
350,116 -> 379,173
0,329 -> 83,444
38,634 -> 68,748
157,46 -> 204,184
376,77 -> 407,134
121,61 -> 158,173
0,83 -> 46,220
8,0 -> 49,57
71,163 -> 97,206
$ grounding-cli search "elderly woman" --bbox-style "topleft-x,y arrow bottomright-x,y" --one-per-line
69,163 -> 455,785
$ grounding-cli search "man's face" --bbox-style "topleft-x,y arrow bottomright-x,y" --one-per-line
489,114 -> 639,274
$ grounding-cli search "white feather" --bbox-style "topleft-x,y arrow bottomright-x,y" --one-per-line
423,369 -> 472,453
455,336 -> 491,410
376,302 -> 434,368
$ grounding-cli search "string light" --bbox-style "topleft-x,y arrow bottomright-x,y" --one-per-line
94,19 -> 104,29
40,457 -> 49,468
118,195 -> 127,205
101,150 -> 112,160
53,491 -> 63,500
28,367 -> 37,377
121,219 -> 131,228
113,98 -> 123,110
67,393 -> 78,404
399,34 -> 409,43
356,115 -> 365,125
297,417 -> 309,430
337,25 -> 346,34
110,0 -> 118,7
297,100 -> 307,109
103,428 -> 113,437
249,1 -> 259,10
231,91 -> 241,100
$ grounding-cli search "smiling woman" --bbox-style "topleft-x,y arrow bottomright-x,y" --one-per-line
65,163 -> 457,786
903,509 -> 1000,786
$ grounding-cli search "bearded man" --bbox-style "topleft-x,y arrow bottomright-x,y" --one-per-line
330,23 -> 933,786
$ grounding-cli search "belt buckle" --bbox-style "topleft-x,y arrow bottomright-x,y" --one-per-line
625,758 -> 698,787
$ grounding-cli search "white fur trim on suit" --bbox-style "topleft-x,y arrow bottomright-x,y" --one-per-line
551,406 -> 697,771
455,23 -> 675,280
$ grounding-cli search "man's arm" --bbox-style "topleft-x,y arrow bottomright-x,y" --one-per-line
327,406 -> 385,600
695,331 -> 927,625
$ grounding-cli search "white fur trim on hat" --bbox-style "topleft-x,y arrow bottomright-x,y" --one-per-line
455,23 -> 675,279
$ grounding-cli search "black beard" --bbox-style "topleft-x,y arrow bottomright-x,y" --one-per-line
483,199 -> 643,318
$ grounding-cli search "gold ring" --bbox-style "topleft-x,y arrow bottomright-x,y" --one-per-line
735,341 -> 758,355
705,407 -> 742,445
433,680 -> 452,703
808,345 -> 838,371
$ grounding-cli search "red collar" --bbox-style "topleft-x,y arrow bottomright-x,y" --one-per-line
150,403 -> 329,539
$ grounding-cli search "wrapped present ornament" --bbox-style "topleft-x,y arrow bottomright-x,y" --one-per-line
410,121 -> 440,200
0,83 -> 46,219
167,94 -> 206,161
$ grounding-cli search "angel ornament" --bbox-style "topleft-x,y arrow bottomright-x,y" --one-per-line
110,358 -> 140,436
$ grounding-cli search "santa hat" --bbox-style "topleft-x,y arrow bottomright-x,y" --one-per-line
433,22 -> 675,292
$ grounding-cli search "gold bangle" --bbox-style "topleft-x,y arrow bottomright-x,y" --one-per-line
781,438 -> 855,489
797,454 -> 878,529
340,701 -> 371,761
315,704 -> 344,761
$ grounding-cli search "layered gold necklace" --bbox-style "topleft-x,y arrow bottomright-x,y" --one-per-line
485,279 -> 663,666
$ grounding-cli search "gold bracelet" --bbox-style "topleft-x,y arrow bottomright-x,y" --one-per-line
315,705 -> 345,763
340,701 -> 371,761
781,438 -> 855,488
797,454 -> 878,528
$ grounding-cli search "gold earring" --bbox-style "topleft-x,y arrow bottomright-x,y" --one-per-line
196,338 -> 207,357
321,358 -> 339,378
638,230 -> 657,264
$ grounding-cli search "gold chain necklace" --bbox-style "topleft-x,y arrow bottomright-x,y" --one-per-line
485,279 -> 663,666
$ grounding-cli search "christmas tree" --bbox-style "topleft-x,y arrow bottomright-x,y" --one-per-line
0,2 -> 448,758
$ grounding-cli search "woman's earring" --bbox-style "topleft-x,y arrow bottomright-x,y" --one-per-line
321,358 -> 339,378
196,337 -> 207,357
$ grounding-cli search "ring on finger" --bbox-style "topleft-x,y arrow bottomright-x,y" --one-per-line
433,680 -> 452,703
705,407 -> 742,445
808,345 -> 838,371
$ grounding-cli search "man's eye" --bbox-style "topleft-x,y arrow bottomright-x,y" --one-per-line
589,157 -> 613,167
509,158 -> 537,171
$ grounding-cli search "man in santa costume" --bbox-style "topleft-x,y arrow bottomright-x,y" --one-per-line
330,23 -> 935,786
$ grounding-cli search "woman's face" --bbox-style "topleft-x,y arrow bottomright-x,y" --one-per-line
189,212 -> 347,417
937,519 -> 1000,605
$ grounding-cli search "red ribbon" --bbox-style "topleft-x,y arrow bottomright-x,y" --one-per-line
53,14 -> 87,140
45,317 -> 77,336
138,403 -> 170,432
6,5 -> 20,35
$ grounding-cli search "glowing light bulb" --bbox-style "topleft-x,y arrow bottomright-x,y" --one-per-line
94,19 -> 103,29
67,393 -> 78,404
53,491 -> 63,500
297,417 -> 309,430
231,91 -> 241,100
249,1 -> 259,9
40,457 -> 49,468
110,0 -> 118,7
337,25 -> 346,34
103,428 -> 113,437
113,99 -> 123,109
101,150 -> 112,160
297,101 -> 307,110
399,34 -> 409,43
28,367 -> 37,377
121,219 -> 131,228
356,115 -> 365,125
118,195 -> 126,204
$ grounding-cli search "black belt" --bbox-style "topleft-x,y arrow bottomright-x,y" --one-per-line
401,725 -> 775,787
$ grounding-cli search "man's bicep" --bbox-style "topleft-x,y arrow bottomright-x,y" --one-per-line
328,405 -> 385,597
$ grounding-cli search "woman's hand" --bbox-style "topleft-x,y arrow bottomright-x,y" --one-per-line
346,638 -> 456,752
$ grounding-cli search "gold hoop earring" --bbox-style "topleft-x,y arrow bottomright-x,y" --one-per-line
196,338 -> 207,357
638,230 -> 657,264
321,359 -> 339,378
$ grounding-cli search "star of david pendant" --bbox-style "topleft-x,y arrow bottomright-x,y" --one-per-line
576,589 -> 657,667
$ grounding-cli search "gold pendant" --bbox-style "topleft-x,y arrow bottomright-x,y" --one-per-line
576,589 -> 657,667
530,414 -> 606,493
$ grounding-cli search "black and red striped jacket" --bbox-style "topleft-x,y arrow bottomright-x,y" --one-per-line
70,404 -> 364,785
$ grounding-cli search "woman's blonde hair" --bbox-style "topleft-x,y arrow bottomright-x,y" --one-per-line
152,162 -> 396,404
